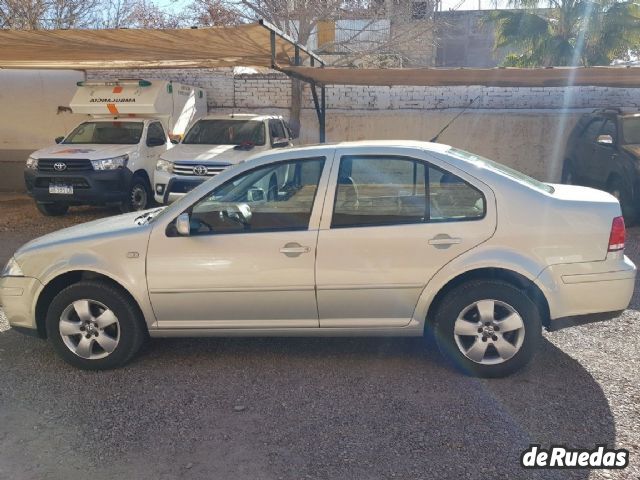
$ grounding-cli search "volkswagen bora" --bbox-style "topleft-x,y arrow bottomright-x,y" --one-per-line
1,141 -> 635,377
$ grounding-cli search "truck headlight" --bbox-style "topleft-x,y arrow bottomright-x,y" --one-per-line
156,159 -> 174,173
91,155 -> 128,171
1,257 -> 24,277
26,157 -> 38,170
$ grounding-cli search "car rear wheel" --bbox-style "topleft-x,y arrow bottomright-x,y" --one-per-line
120,175 -> 152,213
35,202 -> 69,216
45,281 -> 146,370
433,280 -> 541,378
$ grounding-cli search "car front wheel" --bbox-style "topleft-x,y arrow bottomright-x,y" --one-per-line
45,281 -> 146,370
433,280 -> 541,378
120,175 -> 152,213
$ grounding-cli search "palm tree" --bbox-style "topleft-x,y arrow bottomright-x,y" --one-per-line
490,0 -> 640,66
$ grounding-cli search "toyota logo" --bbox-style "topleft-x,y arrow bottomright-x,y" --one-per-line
193,165 -> 208,176
53,162 -> 67,171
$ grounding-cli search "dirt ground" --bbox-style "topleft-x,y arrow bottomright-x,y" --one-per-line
0,194 -> 638,480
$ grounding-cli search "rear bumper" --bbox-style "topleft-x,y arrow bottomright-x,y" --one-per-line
539,254 -> 636,322
24,168 -> 132,205
0,276 -> 41,333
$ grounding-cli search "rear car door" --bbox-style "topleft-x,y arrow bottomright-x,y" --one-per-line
315,146 -> 497,328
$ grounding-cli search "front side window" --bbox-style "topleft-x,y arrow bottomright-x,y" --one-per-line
63,121 -> 144,145
621,115 -> 640,144
182,119 -> 266,146
331,156 -> 484,228
147,122 -> 166,146
269,119 -> 286,142
181,158 -> 325,236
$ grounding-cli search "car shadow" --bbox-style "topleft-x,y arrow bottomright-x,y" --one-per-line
0,328 -> 613,479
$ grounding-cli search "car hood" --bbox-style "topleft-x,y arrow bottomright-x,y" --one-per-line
161,144 -> 257,164
30,144 -> 135,160
15,209 -> 159,260
622,145 -> 640,158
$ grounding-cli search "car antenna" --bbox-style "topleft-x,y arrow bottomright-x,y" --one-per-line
429,95 -> 480,143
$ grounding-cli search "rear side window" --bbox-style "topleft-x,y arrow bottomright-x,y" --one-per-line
269,119 -> 286,141
331,156 -> 485,228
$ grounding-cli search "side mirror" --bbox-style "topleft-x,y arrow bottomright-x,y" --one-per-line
272,138 -> 290,148
176,212 -> 191,236
247,188 -> 265,202
597,134 -> 614,146
170,138 -> 179,145
55,136 -> 64,144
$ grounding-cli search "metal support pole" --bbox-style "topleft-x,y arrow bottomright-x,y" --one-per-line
270,30 -> 276,67
320,85 -> 326,143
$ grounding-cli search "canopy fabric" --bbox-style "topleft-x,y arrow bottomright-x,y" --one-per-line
281,65 -> 640,88
0,22 -> 319,70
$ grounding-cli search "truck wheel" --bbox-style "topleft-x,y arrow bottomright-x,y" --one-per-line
36,202 -> 69,216
45,281 -> 146,370
608,177 -> 636,226
433,280 -> 541,378
121,175 -> 151,213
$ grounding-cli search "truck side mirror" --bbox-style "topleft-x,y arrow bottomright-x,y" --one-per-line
597,134 -> 614,146
176,213 -> 191,236
55,136 -> 64,144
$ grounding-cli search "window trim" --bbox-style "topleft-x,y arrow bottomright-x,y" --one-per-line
330,154 -> 486,230
167,156 -> 327,237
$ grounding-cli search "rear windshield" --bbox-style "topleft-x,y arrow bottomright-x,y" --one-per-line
63,121 -> 143,145
622,115 -> 640,144
182,120 -> 266,146
447,147 -> 555,194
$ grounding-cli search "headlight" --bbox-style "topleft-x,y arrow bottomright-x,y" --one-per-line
1,257 -> 23,277
156,159 -> 174,173
26,157 -> 38,170
91,154 -> 128,171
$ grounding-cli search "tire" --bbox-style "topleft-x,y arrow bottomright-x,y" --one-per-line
433,280 -> 541,378
120,174 -> 152,213
561,160 -> 575,184
608,177 -> 636,226
45,281 -> 146,370
36,202 -> 69,216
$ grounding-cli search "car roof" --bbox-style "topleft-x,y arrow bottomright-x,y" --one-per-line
267,140 -> 452,155
200,114 -> 282,121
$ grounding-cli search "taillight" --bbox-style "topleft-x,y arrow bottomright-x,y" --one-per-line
608,216 -> 625,252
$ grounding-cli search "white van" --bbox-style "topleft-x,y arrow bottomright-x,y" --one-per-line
154,114 -> 293,204
24,79 -> 207,215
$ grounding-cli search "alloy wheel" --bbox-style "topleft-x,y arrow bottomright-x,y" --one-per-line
59,299 -> 120,360
453,299 -> 525,365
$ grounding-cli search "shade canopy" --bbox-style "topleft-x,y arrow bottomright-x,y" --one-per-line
282,65 -> 640,88
0,21 -> 321,70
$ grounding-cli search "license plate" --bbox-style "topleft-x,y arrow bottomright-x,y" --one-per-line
49,184 -> 73,195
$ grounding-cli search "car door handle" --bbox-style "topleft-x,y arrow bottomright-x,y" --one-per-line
280,243 -> 311,257
428,235 -> 462,247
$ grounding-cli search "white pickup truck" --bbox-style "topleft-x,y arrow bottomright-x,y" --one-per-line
24,79 -> 207,215
154,114 -> 293,204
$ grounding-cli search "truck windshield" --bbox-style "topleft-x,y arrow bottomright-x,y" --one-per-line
622,116 -> 640,144
63,121 -> 144,145
182,120 -> 266,146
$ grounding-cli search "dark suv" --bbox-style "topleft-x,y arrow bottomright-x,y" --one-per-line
563,108 -> 640,223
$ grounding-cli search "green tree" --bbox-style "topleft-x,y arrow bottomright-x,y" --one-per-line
491,1 -> 640,66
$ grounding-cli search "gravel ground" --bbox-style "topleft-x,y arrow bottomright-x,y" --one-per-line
0,194 -> 638,480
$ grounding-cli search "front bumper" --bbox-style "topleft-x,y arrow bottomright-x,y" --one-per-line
24,167 -> 133,205
539,253 -> 636,323
154,170 -> 207,204
0,276 -> 42,334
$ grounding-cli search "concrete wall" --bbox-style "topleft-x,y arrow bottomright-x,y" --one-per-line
3,67 -> 640,191
0,70 -> 86,191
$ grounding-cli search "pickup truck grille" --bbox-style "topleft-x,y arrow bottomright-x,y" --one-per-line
173,162 -> 230,177
38,158 -> 93,172
34,177 -> 90,188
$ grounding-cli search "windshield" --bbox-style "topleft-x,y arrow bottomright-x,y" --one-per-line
447,147 -> 555,194
63,121 -> 144,145
182,119 -> 266,146
622,116 -> 640,144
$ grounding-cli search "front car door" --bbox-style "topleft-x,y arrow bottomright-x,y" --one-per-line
574,117 -> 604,186
146,152 -> 331,330
315,146 -> 497,328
